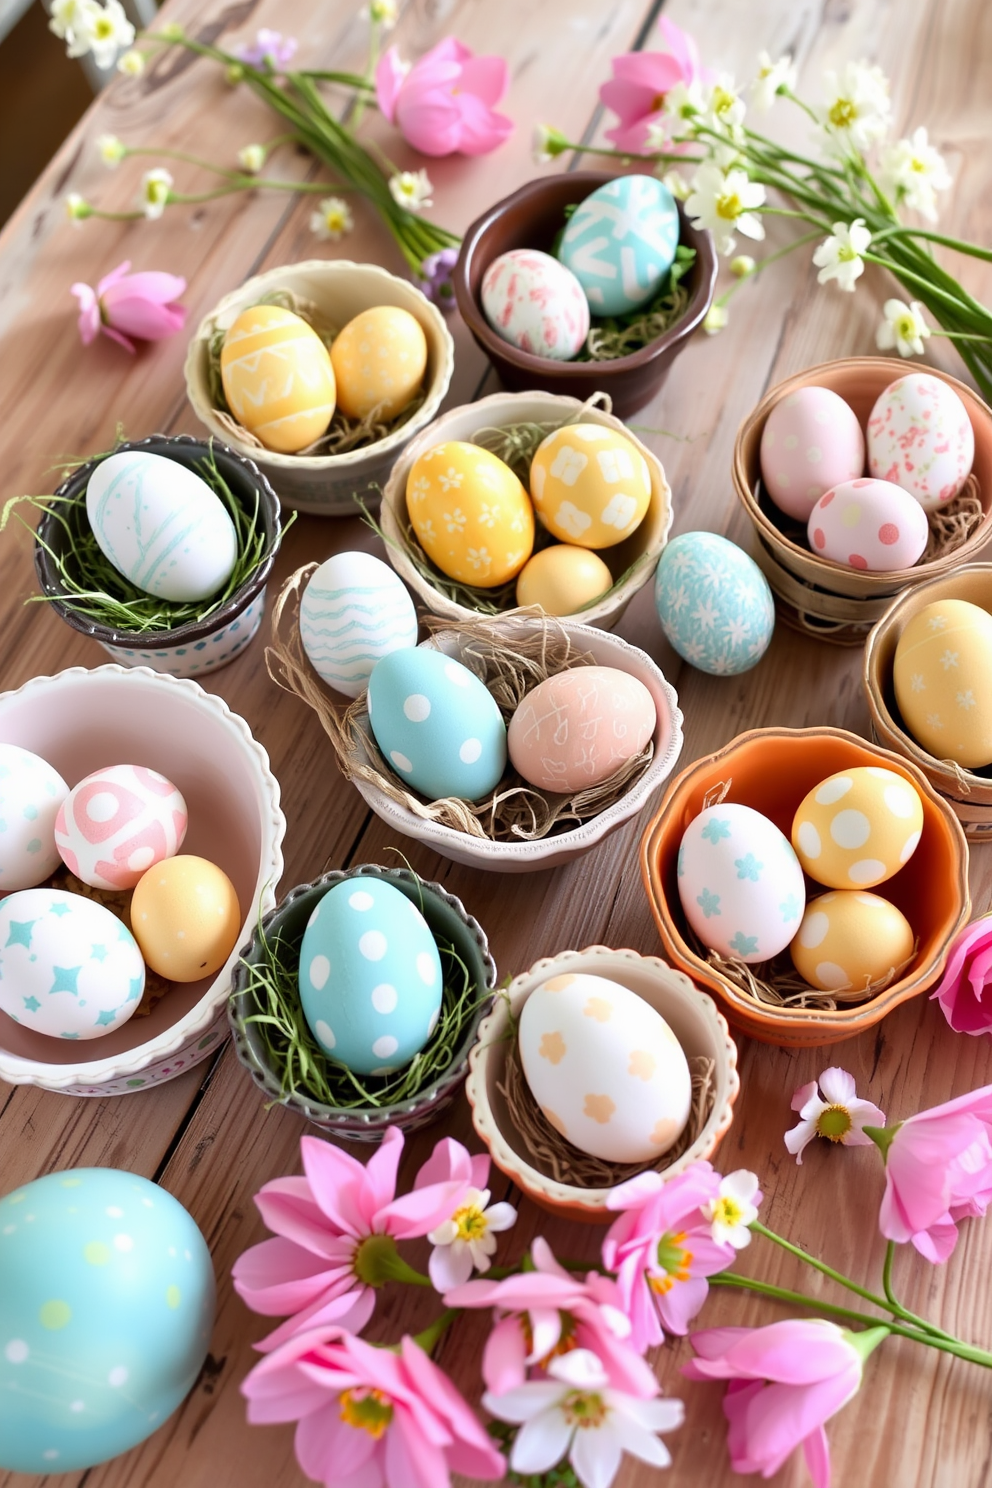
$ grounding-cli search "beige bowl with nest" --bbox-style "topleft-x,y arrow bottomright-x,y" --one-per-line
184,260 -> 455,517
464,945 -> 739,1223
378,390 -> 672,630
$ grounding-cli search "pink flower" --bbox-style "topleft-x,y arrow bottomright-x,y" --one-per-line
242,1325 -> 505,1488
375,38 -> 513,157
70,261 -> 186,354
599,17 -> 708,153
932,916 -> 992,1035
785,1068 -> 887,1165
237,29 -> 297,68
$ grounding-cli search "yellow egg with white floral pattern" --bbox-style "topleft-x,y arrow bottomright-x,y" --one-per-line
406,441 -> 535,588
529,423 -> 652,549
220,305 -> 336,453
331,307 -> 427,422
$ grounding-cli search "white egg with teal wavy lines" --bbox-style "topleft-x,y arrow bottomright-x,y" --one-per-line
299,551 -> 418,699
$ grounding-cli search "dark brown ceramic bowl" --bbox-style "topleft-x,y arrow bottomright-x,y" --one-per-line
453,171 -> 717,418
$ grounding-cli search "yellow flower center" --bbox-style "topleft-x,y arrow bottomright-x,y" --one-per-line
450,1203 -> 488,1242
711,1196 -> 744,1228
816,1104 -> 853,1141
521,1311 -> 578,1366
562,1390 -> 608,1429
828,97 -> 857,129
339,1388 -> 394,1439
712,86 -> 735,117
715,191 -> 743,222
895,315 -> 916,338
93,16 -> 114,38
652,92 -> 668,112
649,1230 -> 693,1294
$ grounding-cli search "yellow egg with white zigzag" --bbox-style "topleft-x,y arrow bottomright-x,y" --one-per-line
220,305 -> 336,454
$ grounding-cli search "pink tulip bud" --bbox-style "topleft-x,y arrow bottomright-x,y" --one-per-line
70,260 -> 187,354
375,38 -> 513,157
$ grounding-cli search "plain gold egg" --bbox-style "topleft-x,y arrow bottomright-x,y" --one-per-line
331,306 -> 428,422
131,855 -> 241,982
790,890 -> 915,993
220,305 -> 336,453
515,544 -> 613,615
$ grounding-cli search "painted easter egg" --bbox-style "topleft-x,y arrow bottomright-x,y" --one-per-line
515,544 -> 613,616
220,304 -> 336,454
406,441 -> 534,587
759,387 -> 865,521
807,478 -> 930,572
367,647 -> 507,802
480,249 -> 590,360
0,889 -> 144,1040
677,803 -> 805,963
330,306 -> 427,422
0,744 -> 69,892
518,972 -> 691,1163
86,452 -> 238,604
0,1168 -> 214,1474
130,856 -> 241,982
654,532 -> 775,675
299,551 -> 418,698
299,877 -> 442,1076
508,666 -> 656,793
55,765 -> 188,891
867,373 -> 975,510
791,766 -> 923,889
530,424 -> 652,549
790,890 -> 914,993
893,598 -> 992,768
559,175 -> 680,316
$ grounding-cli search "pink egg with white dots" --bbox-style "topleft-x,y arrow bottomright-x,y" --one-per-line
759,386 -> 865,521
807,478 -> 930,573
481,249 -> 590,361
55,764 -> 188,890
867,373 -> 974,511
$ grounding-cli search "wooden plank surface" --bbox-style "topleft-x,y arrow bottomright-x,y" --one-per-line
1,0 -> 991,1485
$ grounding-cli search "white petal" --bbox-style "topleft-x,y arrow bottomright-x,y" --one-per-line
548,1349 -> 610,1390
721,1170 -> 760,1205
818,1067 -> 857,1106
486,1202 -> 517,1233
784,1119 -> 817,1161
571,1421 -> 623,1488
612,1394 -> 685,1435
512,1409 -> 573,1474
427,1219 -> 458,1247
483,1383 -> 565,1425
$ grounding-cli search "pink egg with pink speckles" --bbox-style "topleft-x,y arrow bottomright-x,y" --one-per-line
55,764 -> 188,890
759,387 -> 865,521
867,373 -> 974,511
480,249 -> 590,361
807,478 -> 930,573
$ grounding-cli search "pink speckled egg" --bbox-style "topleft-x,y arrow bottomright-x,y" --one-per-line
55,764 -> 188,890
508,666 -> 656,792
759,387 -> 865,521
867,373 -> 974,510
480,249 -> 590,361
807,478 -> 930,572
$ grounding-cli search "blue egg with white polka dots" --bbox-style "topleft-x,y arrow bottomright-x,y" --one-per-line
654,532 -> 775,676
367,648 -> 507,803
0,1167 -> 215,1473
299,877 -> 443,1076
559,175 -> 680,316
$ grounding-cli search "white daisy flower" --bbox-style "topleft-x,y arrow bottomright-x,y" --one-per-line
389,169 -> 433,211
876,298 -> 931,358
685,162 -> 766,257
785,1067 -> 887,1165
751,52 -> 797,112
879,127 -> 952,222
812,218 -> 872,291
821,60 -> 891,155
309,196 -> 354,240
427,1187 -> 516,1290
703,1169 -> 761,1248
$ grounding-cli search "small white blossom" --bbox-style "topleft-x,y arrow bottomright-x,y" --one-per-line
660,167 -> 690,200
685,162 -> 766,256
785,1067 -> 887,1165
880,127 -> 952,222
237,143 -> 266,174
821,60 -> 891,155
704,1170 -> 761,1248
703,303 -> 729,335
116,47 -> 145,75
65,192 -> 91,221
367,0 -> 398,25
701,74 -> 746,135
751,52 -> 797,112
389,168 -> 433,211
427,1187 -> 516,1290
876,298 -> 931,358
812,218 -> 872,291
659,78 -> 707,140
77,0 -> 136,69
139,167 -> 173,220
532,124 -> 569,164
97,132 -> 126,167
309,196 -> 354,240
49,0 -> 94,55
730,254 -> 756,277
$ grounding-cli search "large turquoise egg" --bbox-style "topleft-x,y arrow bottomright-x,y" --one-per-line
654,532 -> 775,676
0,1168 -> 215,1473
559,175 -> 680,316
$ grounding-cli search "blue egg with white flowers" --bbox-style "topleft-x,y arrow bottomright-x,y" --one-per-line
654,532 -> 775,676
559,175 -> 680,316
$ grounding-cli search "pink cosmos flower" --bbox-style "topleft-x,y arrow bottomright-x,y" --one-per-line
932,916 -> 992,1035
375,38 -> 513,157
70,260 -> 186,354
599,17 -> 708,153
785,1068 -> 887,1165
237,28 -> 297,68
242,1325 -> 505,1488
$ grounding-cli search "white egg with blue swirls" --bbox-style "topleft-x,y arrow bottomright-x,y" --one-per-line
300,551 -> 418,698
86,450 -> 238,603
559,175 -> 680,316
299,877 -> 443,1076
0,743 -> 69,891
655,532 -> 775,676
367,648 -> 507,802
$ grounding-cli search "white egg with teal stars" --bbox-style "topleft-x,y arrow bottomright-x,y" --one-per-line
0,1167 -> 215,1474
367,648 -> 507,802
0,743 -> 69,891
559,174 -> 680,316
86,450 -> 238,603
299,877 -> 443,1076
0,889 -> 144,1040
677,803 -> 806,963
299,551 -> 418,699
655,532 -> 775,675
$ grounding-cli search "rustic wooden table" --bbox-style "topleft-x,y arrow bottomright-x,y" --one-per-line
1,0 -> 990,1484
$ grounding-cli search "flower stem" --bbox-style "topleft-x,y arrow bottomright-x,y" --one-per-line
750,1221 -> 896,1313
412,1307 -> 459,1356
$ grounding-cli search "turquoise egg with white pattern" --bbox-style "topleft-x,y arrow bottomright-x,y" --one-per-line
0,1167 -> 215,1473
0,744 -> 69,891
367,648 -> 507,803
677,803 -> 805,964
299,877 -> 442,1075
559,175 -> 680,316
86,451 -> 238,603
654,532 -> 775,676
299,551 -> 418,699
0,889 -> 145,1040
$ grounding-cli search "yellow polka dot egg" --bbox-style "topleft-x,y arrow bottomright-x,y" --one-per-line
220,305 -> 336,454
530,424 -> 652,549
893,599 -> 992,769
330,306 -> 427,422
790,890 -> 915,992
791,767 -> 923,889
407,441 -> 534,588
517,971 -> 692,1163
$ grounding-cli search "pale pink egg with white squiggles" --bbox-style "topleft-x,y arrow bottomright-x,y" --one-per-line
508,666 -> 656,793
807,478 -> 930,572
55,765 -> 188,890
480,249 -> 590,360
867,373 -> 975,510
759,387 -> 865,521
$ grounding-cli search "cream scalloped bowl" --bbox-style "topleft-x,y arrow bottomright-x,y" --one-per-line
465,946 -> 739,1222
0,667 -> 284,1096
184,260 -> 455,517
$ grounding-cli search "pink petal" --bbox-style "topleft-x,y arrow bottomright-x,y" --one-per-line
482,1317 -> 528,1394
804,1424 -> 832,1488
102,298 -> 186,341
381,1180 -> 469,1240
94,259 -> 132,296
451,93 -> 514,155
103,269 -> 186,305
817,1068 -> 858,1107
254,1286 -> 375,1354
298,1137 -> 371,1237
909,1218 -> 960,1263
296,1407 -> 380,1484
362,1126 -> 406,1221
70,282 -> 100,345
791,1080 -> 819,1113
232,1235 -> 354,1315
742,1370 -> 858,1475
375,46 -> 406,122
605,1170 -> 664,1212
609,49 -> 684,95
413,1137 -> 474,1190
455,53 -> 509,107
657,15 -> 702,77
528,1307 -> 563,1362
686,1321 -> 853,1384
101,325 -> 137,353
388,1407 -> 448,1488
395,93 -> 464,156
603,115 -> 663,153
656,1275 -> 710,1336
256,1177 -> 356,1257
785,1119 -> 817,1162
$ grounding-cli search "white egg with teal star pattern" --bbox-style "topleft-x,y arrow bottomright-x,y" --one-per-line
0,743 -> 69,891
655,531 -> 775,676
677,803 -> 805,964
559,175 -> 680,316
0,889 -> 145,1040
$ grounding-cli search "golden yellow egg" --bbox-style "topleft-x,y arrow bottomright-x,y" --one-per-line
131,855 -> 241,982
330,306 -> 428,422
220,305 -> 336,454
406,441 -> 534,588
515,544 -> 613,615
790,890 -> 915,993
529,423 -> 652,549
893,599 -> 992,769
791,766 -> 923,889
